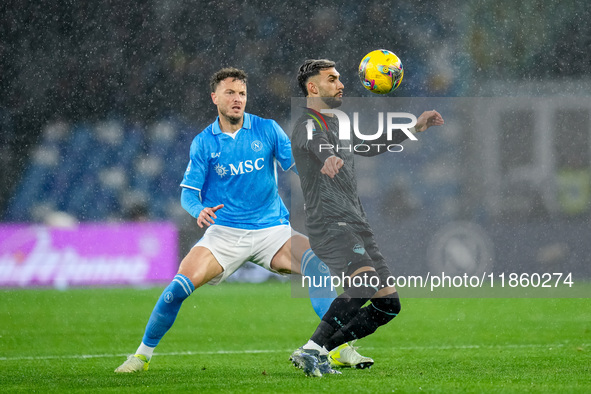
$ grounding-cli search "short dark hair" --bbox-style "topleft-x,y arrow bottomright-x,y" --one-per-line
297,59 -> 336,96
210,67 -> 248,93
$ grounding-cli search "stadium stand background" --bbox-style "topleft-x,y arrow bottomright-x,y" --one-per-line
2,0 -> 591,267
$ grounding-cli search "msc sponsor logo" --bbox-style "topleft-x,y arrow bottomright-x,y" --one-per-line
230,158 -> 265,175
214,159 -> 265,178
214,163 -> 228,178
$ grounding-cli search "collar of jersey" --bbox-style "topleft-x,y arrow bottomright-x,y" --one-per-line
212,113 -> 252,135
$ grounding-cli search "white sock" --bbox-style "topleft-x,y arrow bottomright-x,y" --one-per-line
303,340 -> 329,356
135,342 -> 155,360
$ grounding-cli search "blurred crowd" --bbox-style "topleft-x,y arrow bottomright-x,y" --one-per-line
1,1 -> 458,126
2,1 -> 588,122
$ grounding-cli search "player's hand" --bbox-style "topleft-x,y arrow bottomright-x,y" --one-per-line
197,204 -> 224,228
321,155 -> 344,179
414,110 -> 444,133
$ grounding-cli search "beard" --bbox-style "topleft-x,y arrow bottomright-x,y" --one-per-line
320,95 -> 343,109
224,114 -> 242,125
220,110 -> 242,125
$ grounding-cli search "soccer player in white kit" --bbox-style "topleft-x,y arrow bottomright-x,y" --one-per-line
115,67 -> 371,373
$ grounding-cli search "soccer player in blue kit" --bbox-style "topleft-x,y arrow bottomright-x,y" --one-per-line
115,67 -> 371,373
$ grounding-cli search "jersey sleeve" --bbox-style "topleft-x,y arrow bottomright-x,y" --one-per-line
271,120 -> 296,171
180,187 -> 203,218
180,137 -> 207,192
293,118 -> 336,164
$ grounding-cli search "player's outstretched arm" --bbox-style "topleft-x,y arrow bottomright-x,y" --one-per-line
414,110 -> 444,133
197,204 -> 224,228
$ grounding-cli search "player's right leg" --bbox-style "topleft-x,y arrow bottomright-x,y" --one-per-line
114,246 -> 222,373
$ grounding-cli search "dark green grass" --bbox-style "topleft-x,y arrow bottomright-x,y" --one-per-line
1,282 -> 589,392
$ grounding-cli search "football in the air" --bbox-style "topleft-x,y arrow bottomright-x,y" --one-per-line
358,49 -> 404,94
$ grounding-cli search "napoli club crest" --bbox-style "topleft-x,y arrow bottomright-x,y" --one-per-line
251,140 -> 263,152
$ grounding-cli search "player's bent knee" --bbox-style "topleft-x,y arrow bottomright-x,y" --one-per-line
178,247 -> 223,288
270,249 -> 293,274
346,270 -> 381,300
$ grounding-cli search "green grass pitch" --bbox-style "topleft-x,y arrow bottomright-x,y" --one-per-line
1,282 -> 589,393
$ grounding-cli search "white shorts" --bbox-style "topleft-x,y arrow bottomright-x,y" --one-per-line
194,224 -> 292,285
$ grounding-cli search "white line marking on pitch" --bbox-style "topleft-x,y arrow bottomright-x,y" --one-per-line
0,343 -> 586,362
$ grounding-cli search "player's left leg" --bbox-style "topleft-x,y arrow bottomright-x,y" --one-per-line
115,246 -> 223,373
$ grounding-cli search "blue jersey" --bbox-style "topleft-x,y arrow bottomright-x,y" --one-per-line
180,113 -> 294,230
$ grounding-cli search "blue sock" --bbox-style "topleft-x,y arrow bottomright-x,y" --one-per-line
301,248 -> 336,319
142,274 -> 195,347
